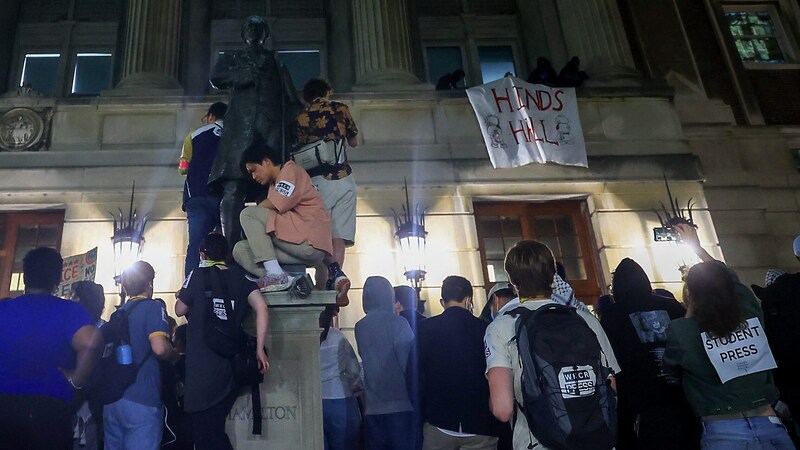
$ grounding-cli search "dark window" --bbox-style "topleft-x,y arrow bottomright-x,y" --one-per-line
271,0 -> 324,17
72,53 -> 112,94
474,201 -> 602,302
0,211 -> 65,299
478,46 -> 515,83
277,50 -> 322,89
21,54 -> 61,95
465,0 -> 515,15
426,47 -> 464,84
212,0 -> 265,20
19,0 -> 70,23
415,0 -> 462,16
74,0 -> 123,21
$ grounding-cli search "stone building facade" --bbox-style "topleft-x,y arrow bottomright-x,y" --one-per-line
1,0 -> 799,344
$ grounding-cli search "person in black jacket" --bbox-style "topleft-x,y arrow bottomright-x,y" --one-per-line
752,270 -> 800,443
600,258 -> 699,450
417,276 -> 501,450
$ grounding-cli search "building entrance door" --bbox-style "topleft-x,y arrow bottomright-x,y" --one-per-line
0,211 -> 64,299
474,200 -> 602,302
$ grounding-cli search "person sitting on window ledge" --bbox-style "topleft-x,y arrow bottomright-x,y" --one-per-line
233,143 -> 333,292
435,69 -> 466,90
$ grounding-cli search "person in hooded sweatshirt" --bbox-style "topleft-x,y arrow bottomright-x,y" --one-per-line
355,276 -> 415,450
600,258 -> 699,450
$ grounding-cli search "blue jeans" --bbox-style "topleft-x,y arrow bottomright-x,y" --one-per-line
185,195 -> 221,276
323,397 -> 362,450
701,416 -> 795,450
365,412 -> 415,450
103,398 -> 163,450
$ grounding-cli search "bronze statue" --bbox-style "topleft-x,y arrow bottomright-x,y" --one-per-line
208,16 -> 302,250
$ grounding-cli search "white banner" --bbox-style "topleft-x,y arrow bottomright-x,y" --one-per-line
466,77 -> 588,169
56,247 -> 98,298
702,317 -> 777,384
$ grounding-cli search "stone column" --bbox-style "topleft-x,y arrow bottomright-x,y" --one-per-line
327,0 -> 356,92
352,0 -> 421,89
0,0 -> 22,94
555,0 -> 639,82
107,0 -> 183,95
182,0 -> 211,96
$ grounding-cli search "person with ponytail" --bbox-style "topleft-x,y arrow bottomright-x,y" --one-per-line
664,224 -> 794,449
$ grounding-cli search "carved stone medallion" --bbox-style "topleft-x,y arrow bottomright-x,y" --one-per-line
0,108 -> 45,151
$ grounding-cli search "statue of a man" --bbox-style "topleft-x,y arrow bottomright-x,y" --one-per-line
208,16 -> 302,250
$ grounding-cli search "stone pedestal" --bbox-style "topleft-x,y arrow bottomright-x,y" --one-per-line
352,0 -> 422,90
105,0 -> 183,96
555,0 -> 640,84
228,290 -> 335,450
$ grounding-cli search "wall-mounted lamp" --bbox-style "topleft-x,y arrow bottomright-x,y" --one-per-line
110,183 -> 148,303
392,178 -> 428,300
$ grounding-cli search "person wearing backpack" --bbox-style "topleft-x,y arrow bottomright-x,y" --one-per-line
175,232 -> 269,450
484,240 -> 621,450
103,261 -> 179,450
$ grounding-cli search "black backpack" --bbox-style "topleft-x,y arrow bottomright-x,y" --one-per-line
507,303 -> 616,450
200,266 -> 266,435
202,267 -> 249,358
87,299 -> 151,405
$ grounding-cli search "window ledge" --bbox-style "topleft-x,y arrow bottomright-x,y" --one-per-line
743,63 -> 800,70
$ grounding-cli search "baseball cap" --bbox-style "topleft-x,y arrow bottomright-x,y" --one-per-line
794,235 -> 800,257
487,282 -> 514,301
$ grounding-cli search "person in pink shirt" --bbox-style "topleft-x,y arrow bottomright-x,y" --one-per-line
234,144 -> 333,291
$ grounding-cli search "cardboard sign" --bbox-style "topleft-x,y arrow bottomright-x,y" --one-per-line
466,76 -> 587,169
56,247 -> 98,298
702,317 -> 777,384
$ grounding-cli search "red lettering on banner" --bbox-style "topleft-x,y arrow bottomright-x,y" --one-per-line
492,88 -> 514,113
510,120 -> 532,144
494,85 -> 567,113
514,87 -> 526,110
537,90 -> 552,111
553,90 -> 565,111
63,261 -> 79,282
540,120 -> 559,145
509,118 -> 558,145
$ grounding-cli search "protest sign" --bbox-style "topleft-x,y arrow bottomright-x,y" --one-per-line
56,247 -> 98,298
466,76 -> 587,169
702,317 -> 777,383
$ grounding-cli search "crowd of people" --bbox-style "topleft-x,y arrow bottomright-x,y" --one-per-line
313,225 -> 799,450
0,64 -> 798,450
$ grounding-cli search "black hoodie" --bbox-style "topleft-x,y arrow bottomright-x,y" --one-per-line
752,273 -> 800,417
600,258 -> 687,407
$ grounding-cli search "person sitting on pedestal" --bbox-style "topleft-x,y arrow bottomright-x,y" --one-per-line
234,144 -> 333,292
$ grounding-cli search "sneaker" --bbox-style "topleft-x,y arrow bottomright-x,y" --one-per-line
256,272 -> 295,292
332,272 -> 351,307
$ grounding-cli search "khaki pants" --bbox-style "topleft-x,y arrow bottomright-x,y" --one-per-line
422,422 -> 499,450
232,206 -> 325,277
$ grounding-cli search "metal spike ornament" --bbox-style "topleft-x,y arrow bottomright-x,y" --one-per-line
109,183 -> 149,286
654,174 -> 697,230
